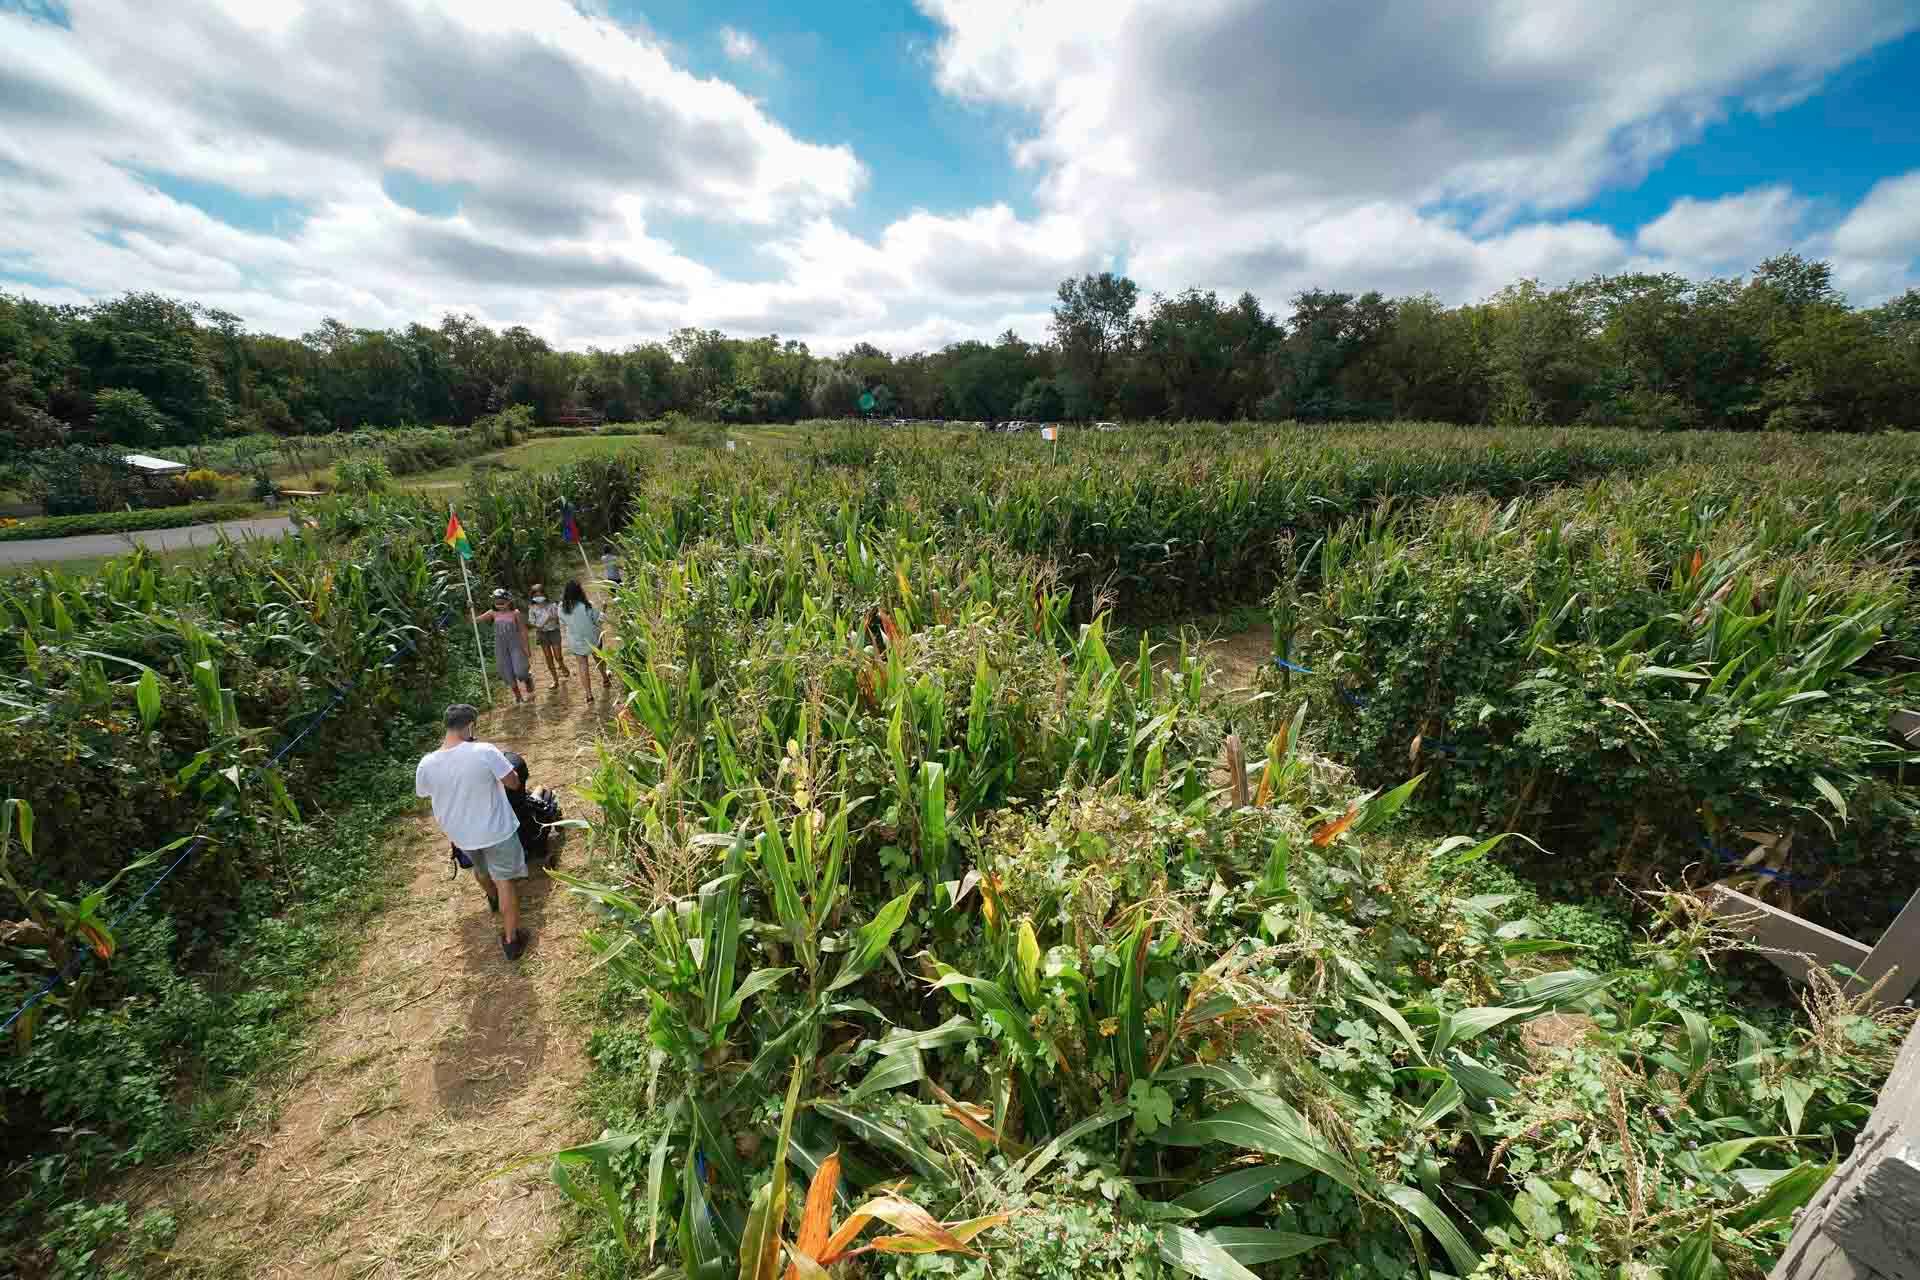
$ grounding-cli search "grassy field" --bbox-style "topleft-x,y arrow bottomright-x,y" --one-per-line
390,433 -> 665,491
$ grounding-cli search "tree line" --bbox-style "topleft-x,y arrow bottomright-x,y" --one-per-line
2,251 -> 1916,449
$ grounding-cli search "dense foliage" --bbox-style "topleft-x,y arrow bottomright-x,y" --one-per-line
0,502 -> 255,543
5,421 -> 1913,1280
1272,442 -> 1920,939
462,428 -> 1909,1280
0,529 -> 461,1263
4,253 -> 1917,452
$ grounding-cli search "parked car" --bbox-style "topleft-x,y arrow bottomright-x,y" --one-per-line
1094,421 -> 1119,432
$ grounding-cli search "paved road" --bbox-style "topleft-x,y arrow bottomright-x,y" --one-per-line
0,515 -> 294,566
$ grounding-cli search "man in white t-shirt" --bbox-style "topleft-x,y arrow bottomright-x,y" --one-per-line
415,704 -> 528,960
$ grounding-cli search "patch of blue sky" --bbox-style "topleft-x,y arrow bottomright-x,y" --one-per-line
0,0 -> 70,28
606,0 -> 1039,239
1566,29 -> 1920,242
130,168 -> 308,236
381,169 -> 468,219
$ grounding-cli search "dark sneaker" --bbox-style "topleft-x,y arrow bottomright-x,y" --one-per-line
502,932 -> 527,962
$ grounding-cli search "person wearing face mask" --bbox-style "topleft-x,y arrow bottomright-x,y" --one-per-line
526,582 -> 567,690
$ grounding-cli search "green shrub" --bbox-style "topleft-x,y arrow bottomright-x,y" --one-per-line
0,502 -> 256,541
90,389 -> 169,447
27,446 -> 143,517
331,454 -> 391,494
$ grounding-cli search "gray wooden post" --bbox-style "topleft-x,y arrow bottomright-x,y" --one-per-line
1770,1018 -> 1920,1280
1857,888 -> 1920,1006
1708,886 -> 1920,1008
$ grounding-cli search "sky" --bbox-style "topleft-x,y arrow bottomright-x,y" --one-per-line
2,0 -> 1918,355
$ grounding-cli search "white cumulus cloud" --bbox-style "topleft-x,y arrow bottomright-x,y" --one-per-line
2,0 -> 1917,358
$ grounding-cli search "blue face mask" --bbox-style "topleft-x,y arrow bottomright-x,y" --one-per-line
532,595 -> 546,603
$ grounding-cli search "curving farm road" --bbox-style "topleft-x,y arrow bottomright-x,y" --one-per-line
0,514 -> 294,566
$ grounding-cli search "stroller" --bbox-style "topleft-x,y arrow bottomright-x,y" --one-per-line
449,750 -> 563,874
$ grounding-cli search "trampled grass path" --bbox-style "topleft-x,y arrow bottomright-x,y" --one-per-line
137,682 -> 612,1280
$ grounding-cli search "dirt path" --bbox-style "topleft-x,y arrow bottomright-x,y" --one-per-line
139,683 -> 614,1280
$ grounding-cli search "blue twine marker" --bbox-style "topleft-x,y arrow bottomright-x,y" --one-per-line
0,610 -> 459,1037
1698,835 -> 1817,889
1270,656 -> 1369,707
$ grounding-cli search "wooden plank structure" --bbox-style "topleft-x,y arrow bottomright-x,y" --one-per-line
1709,884 -> 1920,1008
1740,710 -> 1920,1277
1770,1018 -> 1920,1280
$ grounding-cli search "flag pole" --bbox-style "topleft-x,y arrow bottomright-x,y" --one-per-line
451,502 -> 493,707
567,499 -> 593,579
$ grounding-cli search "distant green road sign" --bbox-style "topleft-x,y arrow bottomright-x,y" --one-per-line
858,391 -> 876,412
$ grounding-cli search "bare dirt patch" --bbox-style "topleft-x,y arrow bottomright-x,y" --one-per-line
131,686 -> 614,1280
1205,622 -> 1276,694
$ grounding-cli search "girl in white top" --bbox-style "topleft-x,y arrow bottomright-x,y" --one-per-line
526,582 -> 567,689
561,579 -> 611,703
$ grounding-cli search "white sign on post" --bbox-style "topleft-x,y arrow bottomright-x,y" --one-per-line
726,439 -> 736,451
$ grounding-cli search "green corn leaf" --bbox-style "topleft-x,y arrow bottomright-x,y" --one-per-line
1171,1165 -> 1308,1220
846,1047 -> 925,1102
713,967 -> 796,1031
1728,1161 -> 1832,1229
1811,775 -> 1848,824
1111,915 -> 1152,1085
261,768 -> 301,823
644,1122 -> 673,1258
1258,833 -> 1291,899
1007,1104 -> 1129,1192
929,972 -> 1038,1054
921,760 -> 949,869
1432,1005 -> 1537,1055
698,849 -> 745,1027
875,1015 -> 980,1057
1679,1009 -> 1713,1078
1444,1051 -> 1516,1102
1430,830 -> 1544,867
1206,1227 -> 1335,1265
1665,1224 -> 1723,1280
1782,1077 -> 1813,1135
1352,995 -> 1428,1064
828,885 -> 917,992
1383,1183 -> 1479,1276
1014,918 -> 1042,1006
1351,771 -> 1426,834
737,1176 -> 780,1280
1155,1225 -> 1259,1280
1414,1079 -> 1463,1130
1699,1136 -> 1795,1172
136,668 -> 162,732
813,1101 -> 954,1187
1153,1101 -> 1362,1196
12,797 -> 33,856
1516,969 -> 1612,1008
679,1151 -> 730,1280
754,810 -> 813,967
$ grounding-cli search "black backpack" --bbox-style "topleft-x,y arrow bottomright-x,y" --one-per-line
448,750 -> 563,869
503,751 -> 563,860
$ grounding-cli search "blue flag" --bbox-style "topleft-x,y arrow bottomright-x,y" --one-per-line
560,501 -> 580,545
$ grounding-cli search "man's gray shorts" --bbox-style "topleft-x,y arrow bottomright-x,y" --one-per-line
466,833 -> 528,881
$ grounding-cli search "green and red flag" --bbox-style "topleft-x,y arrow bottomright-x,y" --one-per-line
444,511 -> 473,560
